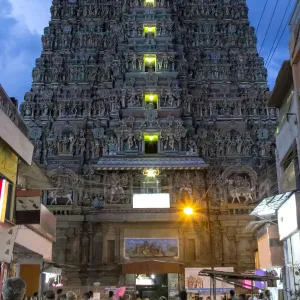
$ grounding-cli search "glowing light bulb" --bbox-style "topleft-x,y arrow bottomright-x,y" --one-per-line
149,95 -> 154,101
184,207 -> 194,216
149,135 -> 154,141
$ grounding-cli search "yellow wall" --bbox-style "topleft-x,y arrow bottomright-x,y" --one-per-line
0,139 -> 18,184
20,264 -> 40,297
0,139 -> 18,221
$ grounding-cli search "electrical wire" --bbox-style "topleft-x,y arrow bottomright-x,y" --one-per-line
255,0 -> 269,34
259,0 -> 279,55
266,22 -> 289,68
265,0 -> 292,67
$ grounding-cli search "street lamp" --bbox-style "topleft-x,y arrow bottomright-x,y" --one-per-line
183,207 -> 194,216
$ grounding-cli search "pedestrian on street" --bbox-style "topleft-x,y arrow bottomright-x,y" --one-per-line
57,289 -> 64,300
179,291 -> 187,300
108,291 -> 114,300
229,290 -> 239,300
83,293 -> 90,300
264,290 -> 271,300
89,291 -> 94,300
66,291 -> 77,300
2,277 -> 26,300
46,291 -> 55,300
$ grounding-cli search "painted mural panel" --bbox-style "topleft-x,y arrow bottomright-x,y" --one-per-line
124,238 -> 179,258
0,140 -> 18,183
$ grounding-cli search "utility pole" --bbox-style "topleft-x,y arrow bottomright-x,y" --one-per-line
204,170 -> 216,300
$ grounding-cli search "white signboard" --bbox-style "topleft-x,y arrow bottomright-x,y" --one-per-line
278,193 -> 300,240
133,193 -> 170,208
16,196 -> 41,211
185,267 -> 234,294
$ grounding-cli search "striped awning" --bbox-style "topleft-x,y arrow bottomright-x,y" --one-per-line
96,156 -> 208,170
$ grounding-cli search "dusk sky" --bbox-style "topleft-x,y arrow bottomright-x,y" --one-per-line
0,0 -> 296,102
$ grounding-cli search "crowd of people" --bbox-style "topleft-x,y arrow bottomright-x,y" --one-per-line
1,278 -> 273,300
1,278 -> 90,300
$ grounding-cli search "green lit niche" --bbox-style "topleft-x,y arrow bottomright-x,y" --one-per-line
144,134 -> 159,142
144,25 -> 156,37
145,0 -> 155,7
144,133 -> 159,154
144,54 -> 156,72
144,94 -> 158,108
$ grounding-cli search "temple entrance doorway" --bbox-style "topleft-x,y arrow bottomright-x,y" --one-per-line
136,274 -> 168,300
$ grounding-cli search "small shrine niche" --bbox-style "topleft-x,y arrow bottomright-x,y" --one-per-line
145,0 -> 155,7
144,133 -> 158,154
144,94 -> 158,109
144,54 -> 156,72
144,25 -> 156,38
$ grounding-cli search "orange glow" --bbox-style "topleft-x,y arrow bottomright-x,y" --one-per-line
183,207 -> 194,215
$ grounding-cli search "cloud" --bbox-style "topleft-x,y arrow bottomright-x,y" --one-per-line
0,0 -> 51,102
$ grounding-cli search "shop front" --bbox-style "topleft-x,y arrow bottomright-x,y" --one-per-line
277,191 -> 300,300
185,268 -> 234,300
120,260 -> 184,300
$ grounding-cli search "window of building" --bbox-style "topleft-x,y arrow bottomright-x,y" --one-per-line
144,134 -> 158,154
144,26 -> 156,38
144,55 -> 156,72
283,147 -> 300,191
107,240 -> 115,263
145,0 -> 155,7
144,94 -> 158,108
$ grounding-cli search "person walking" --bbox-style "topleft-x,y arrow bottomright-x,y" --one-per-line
229,290 -> 239,300
179,291 -> 187,300
108,291 -> 114,300
66,291 -> 77,300
2,277 -> 26,300
89,291 -> 94,300
83,293 -> 90,300
45,291 -> 55,300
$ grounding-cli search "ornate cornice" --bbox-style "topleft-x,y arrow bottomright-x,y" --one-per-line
95,156 -> 208,169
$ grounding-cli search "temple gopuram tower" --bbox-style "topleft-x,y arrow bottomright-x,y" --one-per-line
21,0 -> 277,294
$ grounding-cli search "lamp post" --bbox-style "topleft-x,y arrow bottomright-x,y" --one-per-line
183,197 -> 216,300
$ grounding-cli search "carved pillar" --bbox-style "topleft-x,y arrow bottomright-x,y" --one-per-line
101,223 -> 111,263
54,228 -> 67,265
178,228 -> 185,261
221,226 -> 230,265
119,227 -> 125,263
88,223 -> 94,265
115,227 -> 121,262
81,224 -> 90,265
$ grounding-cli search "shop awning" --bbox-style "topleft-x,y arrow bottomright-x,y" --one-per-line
120,260 -> 184,274
18,161 -> 53,190
199,269 -> 279,281
42,264 -> 62,275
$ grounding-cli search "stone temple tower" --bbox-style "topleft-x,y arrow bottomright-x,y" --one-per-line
21,0 -> 277,294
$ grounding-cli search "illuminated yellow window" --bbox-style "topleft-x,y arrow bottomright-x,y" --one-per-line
144,25 -> 156,37
144,94 -> 158,108
144,54 -> 156,72
144,134 -> 158,154
145,0 -> 155,7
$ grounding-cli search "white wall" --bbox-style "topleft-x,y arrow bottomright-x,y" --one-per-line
276,91 -> 300,193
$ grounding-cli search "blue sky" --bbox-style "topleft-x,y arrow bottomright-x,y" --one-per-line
0,0 -> 296,102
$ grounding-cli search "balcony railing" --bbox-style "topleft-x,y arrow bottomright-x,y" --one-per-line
0,85 -> 28,137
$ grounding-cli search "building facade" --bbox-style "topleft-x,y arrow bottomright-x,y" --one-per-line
20,0 -> 277,295
0,85 -> 57,298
